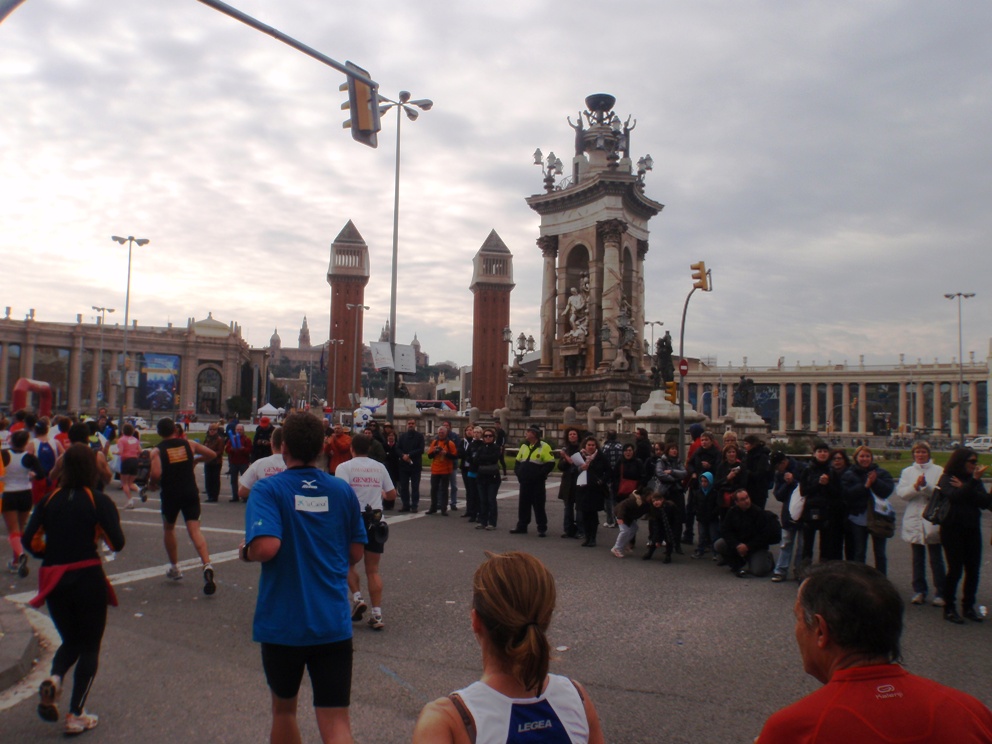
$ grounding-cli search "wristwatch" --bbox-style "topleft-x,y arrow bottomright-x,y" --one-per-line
240,542 -> 251,562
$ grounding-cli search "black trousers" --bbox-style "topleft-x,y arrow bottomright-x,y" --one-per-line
941,525 -> 983,610
47,566 -> 108,716
204,461 -> 222,501
516,480 -> 548,533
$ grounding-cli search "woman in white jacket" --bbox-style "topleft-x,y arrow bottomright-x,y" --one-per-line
896,441 -> 946,606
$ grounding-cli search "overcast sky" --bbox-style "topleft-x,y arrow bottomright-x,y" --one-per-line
2,0 -> 990,371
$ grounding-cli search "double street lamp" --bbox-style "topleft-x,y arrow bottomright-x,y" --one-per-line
111,235 -> 148,430
378,90 -> 432,423
92,305 -> 115,405
346,304 -> 369,407
944,291 -> 975,439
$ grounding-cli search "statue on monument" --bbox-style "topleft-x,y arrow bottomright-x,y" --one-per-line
650,331 -> 674,389
733,375 -> 756,408
561,278 -> 591,343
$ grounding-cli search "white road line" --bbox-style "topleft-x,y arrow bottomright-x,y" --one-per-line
118,518 -> 246,535
0,607 -> 58,712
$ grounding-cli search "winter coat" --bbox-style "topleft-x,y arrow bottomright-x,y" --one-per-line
772,458 -> 805,529
614,491 -> 649,523
694,471 -> 720,523
841,463 -> 895,522
896,460 -> 943,545
935,472 -> 992,532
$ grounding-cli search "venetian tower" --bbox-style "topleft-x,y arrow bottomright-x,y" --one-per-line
470,230 -> 515,414
326,221 -> 370,410
516,94 -> 664,414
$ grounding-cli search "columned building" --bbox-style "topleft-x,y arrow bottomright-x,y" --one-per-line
680,349 -> 991,440
0,308 -> 260,416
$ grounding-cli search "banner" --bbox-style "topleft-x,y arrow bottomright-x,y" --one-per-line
139,353 -> 180,411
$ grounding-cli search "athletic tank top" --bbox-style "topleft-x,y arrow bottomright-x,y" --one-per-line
118,435 -> 141,459
157,439 -> 198,497
452,674 -> 589,744
4,451 -> 34,492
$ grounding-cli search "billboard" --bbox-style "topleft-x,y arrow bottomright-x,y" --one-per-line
139,353 -> 180,411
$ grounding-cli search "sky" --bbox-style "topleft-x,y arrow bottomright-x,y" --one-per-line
2,0 -> 990,372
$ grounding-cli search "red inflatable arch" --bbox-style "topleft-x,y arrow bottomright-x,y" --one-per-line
11,378 -> 53,418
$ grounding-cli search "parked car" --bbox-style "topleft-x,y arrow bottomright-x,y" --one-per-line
963,436 -> 992,452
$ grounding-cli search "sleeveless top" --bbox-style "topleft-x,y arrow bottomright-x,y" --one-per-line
4,451 -> 33,491
118,435 -> 141,459
451,674 -> 589,744
157,439 -> 198,498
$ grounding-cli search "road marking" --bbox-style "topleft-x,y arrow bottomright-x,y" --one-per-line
0,607 -> 58,712
119,518 -> 246,535
4,549 -> 242,605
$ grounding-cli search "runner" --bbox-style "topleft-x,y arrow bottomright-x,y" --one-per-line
333,434 -> 398,631
146,418 -> 218,595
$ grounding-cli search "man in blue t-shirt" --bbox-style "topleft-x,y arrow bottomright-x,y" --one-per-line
240,412 -> 367,743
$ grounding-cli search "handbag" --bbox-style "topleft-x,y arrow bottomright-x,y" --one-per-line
922,486 -> 950,526
788,486 -> 805,523
866,495 -> 896,539
618,477 -> 638,496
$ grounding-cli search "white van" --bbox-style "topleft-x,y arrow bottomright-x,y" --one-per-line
964,436 -> 992,452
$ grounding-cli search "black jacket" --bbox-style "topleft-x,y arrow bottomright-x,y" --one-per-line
936,472 -> 992,531
720,505 -> 781,553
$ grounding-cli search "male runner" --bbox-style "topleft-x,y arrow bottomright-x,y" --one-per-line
241,412 -> 366,743
333,434 -> 398,630
147,417 -> 218,595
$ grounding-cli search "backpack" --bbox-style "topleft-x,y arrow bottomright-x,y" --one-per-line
36,440 -> 56,477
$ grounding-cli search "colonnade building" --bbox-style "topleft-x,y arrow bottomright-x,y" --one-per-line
0,308 -> 265,416
681,349 -> 990,440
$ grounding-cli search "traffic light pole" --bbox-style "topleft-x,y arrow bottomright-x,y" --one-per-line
197,0 -> 377,87
677,264 -> 713,461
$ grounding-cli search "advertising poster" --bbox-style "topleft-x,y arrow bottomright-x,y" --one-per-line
139,353 -> 180,411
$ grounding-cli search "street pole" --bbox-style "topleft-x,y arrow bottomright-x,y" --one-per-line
111,235 -> 148,431
944,292 -> 975,440
346,304 -> 369,408
379,91 -> 431,424
92,305 -> 115,406
678,264 -> 713,461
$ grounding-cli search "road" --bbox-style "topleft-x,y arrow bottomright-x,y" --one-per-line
1,469 -> 990,743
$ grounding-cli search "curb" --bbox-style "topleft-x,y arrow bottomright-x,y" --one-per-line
0,599 -> 39,693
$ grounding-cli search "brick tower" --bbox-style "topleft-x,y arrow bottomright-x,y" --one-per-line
326,221 -> 370,411
469,230 -> 514,414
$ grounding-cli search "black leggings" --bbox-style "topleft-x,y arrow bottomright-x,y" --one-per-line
941,525 -> 983,610
46,566 -> 108,716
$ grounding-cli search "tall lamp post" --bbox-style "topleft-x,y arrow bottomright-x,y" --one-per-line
111,235 -> 148,430
328,338 -> 345,413
346,304 -> 369,407
944,291 -> 975,439
92,305 -> 115,405
378,90 -> 432,424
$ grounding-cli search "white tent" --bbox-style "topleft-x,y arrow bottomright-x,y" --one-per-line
257,403 -> 280,416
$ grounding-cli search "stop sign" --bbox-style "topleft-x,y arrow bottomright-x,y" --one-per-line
679,359 -> 689,377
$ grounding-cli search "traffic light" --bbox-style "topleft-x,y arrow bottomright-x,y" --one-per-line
340,61 -> 381,148
690,261 -> 709,291
665,380 -> 678,404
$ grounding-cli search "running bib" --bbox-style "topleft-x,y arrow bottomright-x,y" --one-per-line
295,495 -> 329,512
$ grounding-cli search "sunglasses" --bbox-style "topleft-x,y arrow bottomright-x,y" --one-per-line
967,458 -> 978,464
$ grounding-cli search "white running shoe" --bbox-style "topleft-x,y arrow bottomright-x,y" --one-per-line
367,612 -> 384,630
64,711 -> 99,735
166,566 -> 183,581
351,598 -> 367,622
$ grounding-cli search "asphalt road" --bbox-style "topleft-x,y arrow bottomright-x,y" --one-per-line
1,470 -> 990,743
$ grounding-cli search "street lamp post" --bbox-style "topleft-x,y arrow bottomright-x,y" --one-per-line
346,304 -> 369,407
111,235 -> 148,431
92,305 -> 115,406
327,339 -> 345,413
378,90 -> 432,424
644,320 -> 664,352
944,292 -> 975,439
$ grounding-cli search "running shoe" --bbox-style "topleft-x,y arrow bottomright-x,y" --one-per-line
37,676 -> 60,722
610,547 -> 624,558
17,553 -> 29,578
203,565 -> 216,596
771,573 -> 785,583
7,559 -> 17,574
166,565 -> 183,581
911,592 -> 926,605
367,612 -> 384,630
351,598 -> 367,622
932,597 -> 947,607
64,711 -> 99,735
139,487 -> 148,503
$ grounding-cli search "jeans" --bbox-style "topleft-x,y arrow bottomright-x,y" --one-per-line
477,477 -> 499,527
695,518 -> 720,554
449,470 -> 459,508
613,521 -> 638,552
845,521 -> 889,575
397,467 -> 421,509
911,542 -> 946,598
462,472 -> 479,518
774,526 -> 804,578
429,474 -> 450,514
714,539 -> 775,576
